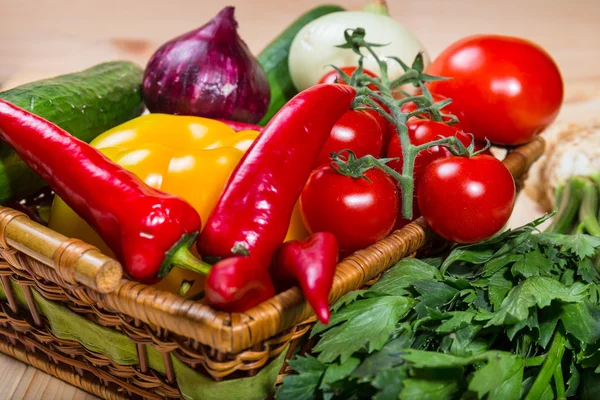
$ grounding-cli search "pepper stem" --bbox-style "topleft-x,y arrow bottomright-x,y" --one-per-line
158,233 -> 212,278
171,246 -> 211,275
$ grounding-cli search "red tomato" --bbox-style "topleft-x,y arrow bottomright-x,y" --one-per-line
427,35 -> 563,145
364,109 -> 392,153
300,166 -> 399,252
315,110 -> 383,167
418,155 -> 516,244
318,66 -> 379,91
387,120 -> 489,182
400,93 -> 470,132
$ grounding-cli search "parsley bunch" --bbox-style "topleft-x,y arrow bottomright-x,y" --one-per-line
277,213 -> 600,400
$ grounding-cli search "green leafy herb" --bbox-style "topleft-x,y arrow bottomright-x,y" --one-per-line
312,295 -> 415,363
279,210 -> 600,400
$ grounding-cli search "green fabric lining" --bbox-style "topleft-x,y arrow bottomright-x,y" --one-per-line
0,282 -> 284,399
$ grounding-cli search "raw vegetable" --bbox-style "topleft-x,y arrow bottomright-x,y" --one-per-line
143,7 -> 270,124
288,9 -> 428,91
278,216 -> 600,399
205,256 -> 275,312
526,121 -> 600,211
327,29 -> 465,220
48,114 -> 307,295
386,120 -> 485,184
418,154 -> 516,243
300,153 -> 399,252
401,92 -> 470,131
217,118 -> 262,133
427,35 -> 563,145
198,83 -> 356,263
0,99 -> 209,283
315,109 -> 383,167
271,232 -> 339,324
318,66 -> 379,90
0,61 -> 144,203
258,4 -> 345,125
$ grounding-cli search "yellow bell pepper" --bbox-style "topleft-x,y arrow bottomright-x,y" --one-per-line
48,114 -> 308,295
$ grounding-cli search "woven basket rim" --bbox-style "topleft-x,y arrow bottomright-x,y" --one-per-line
0,137 -> 546,353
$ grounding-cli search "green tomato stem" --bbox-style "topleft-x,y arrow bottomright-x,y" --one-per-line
524,329 -> 566,400
340,29 -> 462,220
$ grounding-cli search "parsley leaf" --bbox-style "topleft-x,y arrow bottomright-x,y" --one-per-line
313,295 -> 415,363
485,278 -> 588,327
399,369 -> 465,400
537,233 -> 600,260
372,368 -> 405,400
488,269 -> 514,310
277,355 -> 326,400
353,334 -> 412,380
468,351 -> 524,400
511,250 -> 554,278
560,301 -> 600,345
320,357 -> 360,389
371,258 -> 441,296
436,311 -> 477,333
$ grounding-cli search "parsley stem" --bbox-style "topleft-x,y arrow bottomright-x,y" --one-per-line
554,360 -> 566,400
524,329 -> 566,400
524,355 -> 546,367
548,177 -> 586,234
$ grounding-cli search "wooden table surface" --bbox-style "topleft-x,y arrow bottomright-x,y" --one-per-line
0,0 -> 599,397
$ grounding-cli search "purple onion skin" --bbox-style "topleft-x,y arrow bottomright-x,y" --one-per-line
143,7 -> 270,124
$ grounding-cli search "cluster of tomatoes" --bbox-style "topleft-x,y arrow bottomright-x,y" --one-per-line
299,35 -> 563,248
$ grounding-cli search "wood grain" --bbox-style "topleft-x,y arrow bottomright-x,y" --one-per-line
0,0 -> 598,397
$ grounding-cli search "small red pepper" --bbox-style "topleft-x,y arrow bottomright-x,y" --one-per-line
271,232 -> 339,324
199,84 -> 356,263
0,99 -> 209,283
205,256 -> 275,312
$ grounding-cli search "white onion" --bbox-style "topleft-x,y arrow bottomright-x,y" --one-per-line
288,11 -> 428,91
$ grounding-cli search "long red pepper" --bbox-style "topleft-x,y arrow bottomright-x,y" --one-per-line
271,232 -> 338,324
198,84 -> 356,263
0,99 -> 209,283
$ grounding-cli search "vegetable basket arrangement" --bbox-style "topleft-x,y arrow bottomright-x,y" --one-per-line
0,2 -> 571,399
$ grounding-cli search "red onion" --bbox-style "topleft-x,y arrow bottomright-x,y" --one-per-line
143,7 -> 270,124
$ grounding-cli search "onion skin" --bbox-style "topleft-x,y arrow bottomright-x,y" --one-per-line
143,7 -> 270,124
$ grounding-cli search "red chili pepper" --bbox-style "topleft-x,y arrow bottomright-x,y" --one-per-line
0,99 -> 209,283
199,84 -> 356,263
205,256 -> 275,312
271,232 -> 338,324
216,119 -> 262,132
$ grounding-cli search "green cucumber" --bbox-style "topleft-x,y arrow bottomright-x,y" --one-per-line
258,4 -> 345,125
0,61 -> 144,203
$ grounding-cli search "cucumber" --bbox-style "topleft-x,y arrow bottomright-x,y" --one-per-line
258,4 -> 345,125
0,61 -> 144,203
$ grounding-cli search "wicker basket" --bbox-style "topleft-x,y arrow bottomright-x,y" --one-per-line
0,137 -> 545,399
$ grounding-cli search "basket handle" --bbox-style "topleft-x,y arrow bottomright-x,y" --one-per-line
0,207 -> 122,293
